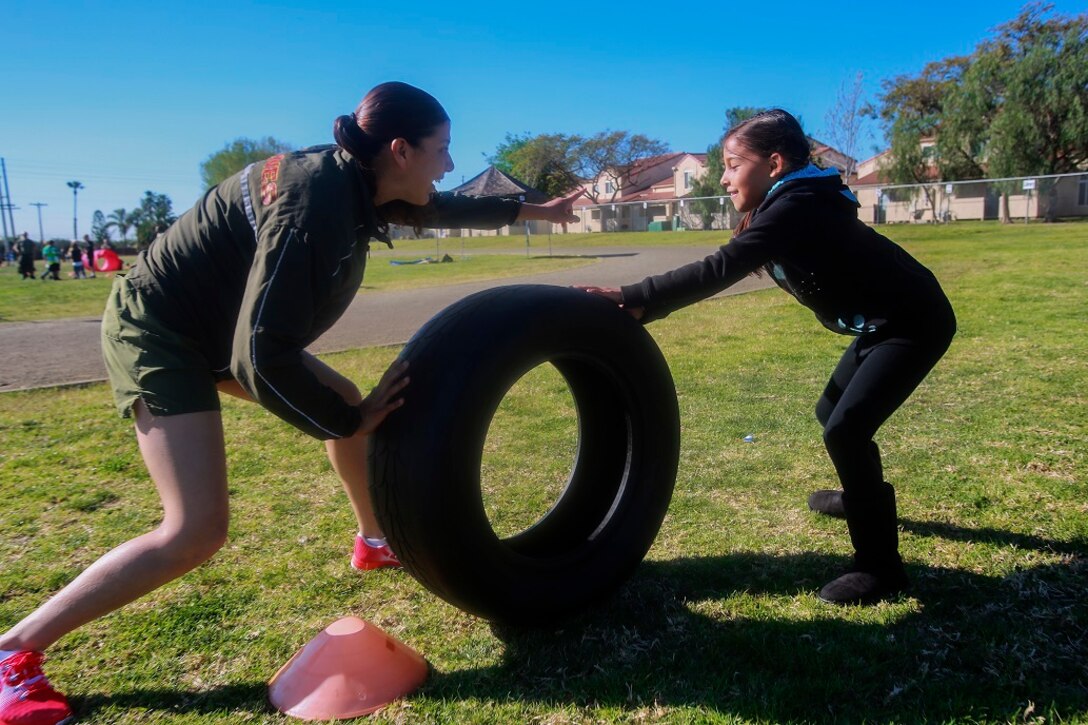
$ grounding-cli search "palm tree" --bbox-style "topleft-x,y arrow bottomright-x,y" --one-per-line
106,208 -> 133,243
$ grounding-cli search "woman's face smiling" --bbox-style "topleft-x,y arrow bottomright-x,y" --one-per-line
720,137 -> 779,213
404,121 -> 455,205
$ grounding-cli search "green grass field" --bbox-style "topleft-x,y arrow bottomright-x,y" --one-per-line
1,220 -> 1086,723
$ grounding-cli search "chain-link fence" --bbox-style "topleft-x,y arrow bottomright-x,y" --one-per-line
855,172 -> 1088,225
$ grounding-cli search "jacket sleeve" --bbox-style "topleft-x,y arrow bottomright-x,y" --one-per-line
230,225 -> 362,440
620,204 -> 790,323
381,192 -> 521,230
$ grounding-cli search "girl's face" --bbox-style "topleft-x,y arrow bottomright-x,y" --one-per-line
720,136 -> 782,213
399,121 -> 455,205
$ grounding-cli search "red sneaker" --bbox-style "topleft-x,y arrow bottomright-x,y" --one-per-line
0,651 -> 73,725
350,534 -> 401,571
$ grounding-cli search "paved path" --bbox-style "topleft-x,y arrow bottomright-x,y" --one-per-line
0,245 -> 772,392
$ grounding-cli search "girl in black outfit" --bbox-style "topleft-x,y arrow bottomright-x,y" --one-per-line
584,109 -> 955,604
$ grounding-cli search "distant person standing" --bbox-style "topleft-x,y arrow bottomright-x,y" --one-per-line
17,232 -> 36,280
83,234 -> 97,278
69,241 -> 87,279
41,241 -> 61,281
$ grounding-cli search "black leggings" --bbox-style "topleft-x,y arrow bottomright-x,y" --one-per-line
816,328 -> 954,498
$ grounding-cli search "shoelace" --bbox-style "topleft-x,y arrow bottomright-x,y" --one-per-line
2,652 -> 53,699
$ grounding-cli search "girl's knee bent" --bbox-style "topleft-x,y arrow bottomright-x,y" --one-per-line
822,417 -> 866,457
815,397 -> 834,428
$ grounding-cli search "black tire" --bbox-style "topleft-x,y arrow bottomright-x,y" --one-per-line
369,284 -> 679,625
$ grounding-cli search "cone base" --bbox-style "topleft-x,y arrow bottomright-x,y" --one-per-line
268,616 -> 429,720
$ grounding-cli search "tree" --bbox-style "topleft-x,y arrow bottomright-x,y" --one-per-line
105,208 -> 135,243
875,57 -> 969,220
575,131 -> 669,204
981,3 -> 1088,221
937,40 -> 1011,219
876,4 -> 1087,223
90,211 -> 110,244
130,191 -> 177,248
489,132 -> 582,198
935,61 -> 995,181
823,72 -> 871,180
687,142 -> 730,230
725,107 -> 767,132
200,137 -> 293,190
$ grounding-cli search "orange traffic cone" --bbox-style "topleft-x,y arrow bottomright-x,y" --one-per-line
268,616 -> 429,720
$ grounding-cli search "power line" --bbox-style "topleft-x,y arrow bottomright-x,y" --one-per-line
1,157 -> 198,185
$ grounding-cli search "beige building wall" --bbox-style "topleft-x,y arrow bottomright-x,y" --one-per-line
853,175 -> 1088,224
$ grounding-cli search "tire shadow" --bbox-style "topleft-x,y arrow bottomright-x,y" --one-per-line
430,523 -> 1088,722
68,523 -> 1088,722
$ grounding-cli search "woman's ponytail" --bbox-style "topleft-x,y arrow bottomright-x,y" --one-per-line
333,82 -> 451,231
333,114 -> 378,166
333,82 -> 450,167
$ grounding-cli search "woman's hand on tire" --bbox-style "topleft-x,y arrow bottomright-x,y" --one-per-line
358,360 -> 409,435
574,286 -> 644,320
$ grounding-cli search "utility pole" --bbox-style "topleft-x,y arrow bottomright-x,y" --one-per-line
30,202 -> 48,242
0,158 -> 16,242
67,180 -> 84,239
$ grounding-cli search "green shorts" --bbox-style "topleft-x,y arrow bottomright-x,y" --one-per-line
101,276 -> 222,418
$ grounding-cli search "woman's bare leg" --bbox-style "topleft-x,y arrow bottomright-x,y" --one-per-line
300,354 -> 383,538
217,360 -> 381,538
0,402 -> 230,652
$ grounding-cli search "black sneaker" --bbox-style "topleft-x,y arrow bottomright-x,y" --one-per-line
818,570 -> 909,605
807,489 -> 846,518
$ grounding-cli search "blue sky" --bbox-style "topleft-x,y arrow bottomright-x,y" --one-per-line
3,0 -> 1082,240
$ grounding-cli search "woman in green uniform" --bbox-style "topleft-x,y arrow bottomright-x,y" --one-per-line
0,81 -> 580,725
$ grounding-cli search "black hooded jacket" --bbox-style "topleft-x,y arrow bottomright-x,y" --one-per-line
621,174 -> 955,338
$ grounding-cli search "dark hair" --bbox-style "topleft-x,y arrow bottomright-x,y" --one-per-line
333,82 -> 449,231
724,108 -> 810,170
725,109 -> 811,236
333,82 -> 449,168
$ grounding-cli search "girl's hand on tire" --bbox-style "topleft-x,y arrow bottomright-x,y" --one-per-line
574,286 -> 645,320
358,360 -> 409,435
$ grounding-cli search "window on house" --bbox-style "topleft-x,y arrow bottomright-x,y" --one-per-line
605,181 -> 615,194
683,171 -> 693,190
592,184 -> 599,194
1079,175 -> 1088,206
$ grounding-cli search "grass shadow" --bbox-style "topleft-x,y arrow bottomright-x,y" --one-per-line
430,541 -> 1087,721
72,682 -> 271,720
900,517 -> 1088,557
66,524 -> 1088,722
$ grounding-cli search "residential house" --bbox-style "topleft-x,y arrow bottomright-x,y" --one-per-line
443,166 -> 552,237
572,152 -> 710,233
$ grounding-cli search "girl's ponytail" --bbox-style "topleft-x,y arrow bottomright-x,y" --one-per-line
733,210 -> 754,235
733,210 -> 763,278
